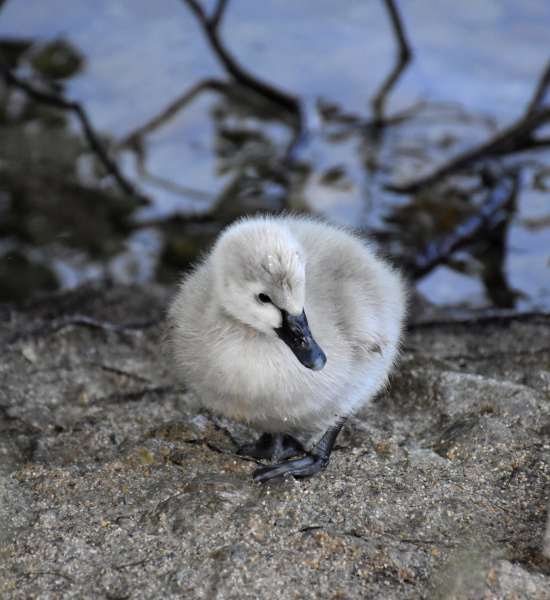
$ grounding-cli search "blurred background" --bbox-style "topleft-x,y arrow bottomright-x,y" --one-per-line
0,0 -> 548,312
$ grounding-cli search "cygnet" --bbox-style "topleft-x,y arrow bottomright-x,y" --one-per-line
167,214 -> 407,482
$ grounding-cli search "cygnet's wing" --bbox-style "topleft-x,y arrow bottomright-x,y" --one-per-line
286,217 -> 407,360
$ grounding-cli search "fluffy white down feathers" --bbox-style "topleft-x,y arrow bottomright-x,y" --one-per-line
167,214 -> 407,438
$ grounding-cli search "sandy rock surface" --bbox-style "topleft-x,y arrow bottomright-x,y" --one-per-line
1,284 -> 549,599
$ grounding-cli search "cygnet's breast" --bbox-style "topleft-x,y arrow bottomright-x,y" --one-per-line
192,308 -> 371,434
194,321 -> 323,420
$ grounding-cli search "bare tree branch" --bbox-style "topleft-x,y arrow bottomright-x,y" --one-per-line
371,0 -> 412,123
526,59 -> 550,114
387,106 -> 550,194
0,58 -> 147,202
180,0 -> 309,171
182,0 -> 301,117
386,58 -> 550,194
210,0 -> 230,31
384,0 -> 411,57
404,171 -> 518,281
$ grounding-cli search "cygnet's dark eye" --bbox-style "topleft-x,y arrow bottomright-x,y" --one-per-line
258,293 -> 272,304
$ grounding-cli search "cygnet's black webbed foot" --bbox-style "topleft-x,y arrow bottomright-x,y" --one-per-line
236,432 -> 305,461
252,421 -> 345,483
253,454 -> 328,482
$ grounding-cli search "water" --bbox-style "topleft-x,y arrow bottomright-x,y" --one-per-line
0,0 -> 549,309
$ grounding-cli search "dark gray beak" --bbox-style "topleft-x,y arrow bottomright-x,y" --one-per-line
275,309 -> 327,371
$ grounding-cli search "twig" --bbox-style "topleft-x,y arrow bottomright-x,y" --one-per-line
409,310 -> 550,330
117,78 -> 226,149
181,437 -> 226,455
404,171 -> 518,280
180,435 -> 263,464
387,57 -> 550,194
114,558 -> 154,571
85,362 -> 154,384
429,345 -> 550,366
116,78 -> 223,202
371,0 -> 412,123
90,386 -> 177,406
134,168 -> 214,202
8,315 -> 161,346
21,570 -> 74,583
0,59 -> 147,202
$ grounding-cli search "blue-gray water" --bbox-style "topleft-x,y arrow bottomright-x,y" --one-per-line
0,0 -> 549,309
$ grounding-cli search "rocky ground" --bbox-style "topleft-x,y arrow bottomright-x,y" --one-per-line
1,283 -> 549,599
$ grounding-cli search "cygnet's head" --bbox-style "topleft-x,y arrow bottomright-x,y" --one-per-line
210,218 -> 326,371
211,219 -> 305,334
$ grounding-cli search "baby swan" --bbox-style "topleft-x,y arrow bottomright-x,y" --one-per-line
167,215 -> 407,482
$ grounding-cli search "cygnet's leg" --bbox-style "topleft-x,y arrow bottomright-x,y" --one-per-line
236,433 -> 306,461
253,421 -> 345,483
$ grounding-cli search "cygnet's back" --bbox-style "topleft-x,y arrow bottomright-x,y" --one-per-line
167,214 -> 407,482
